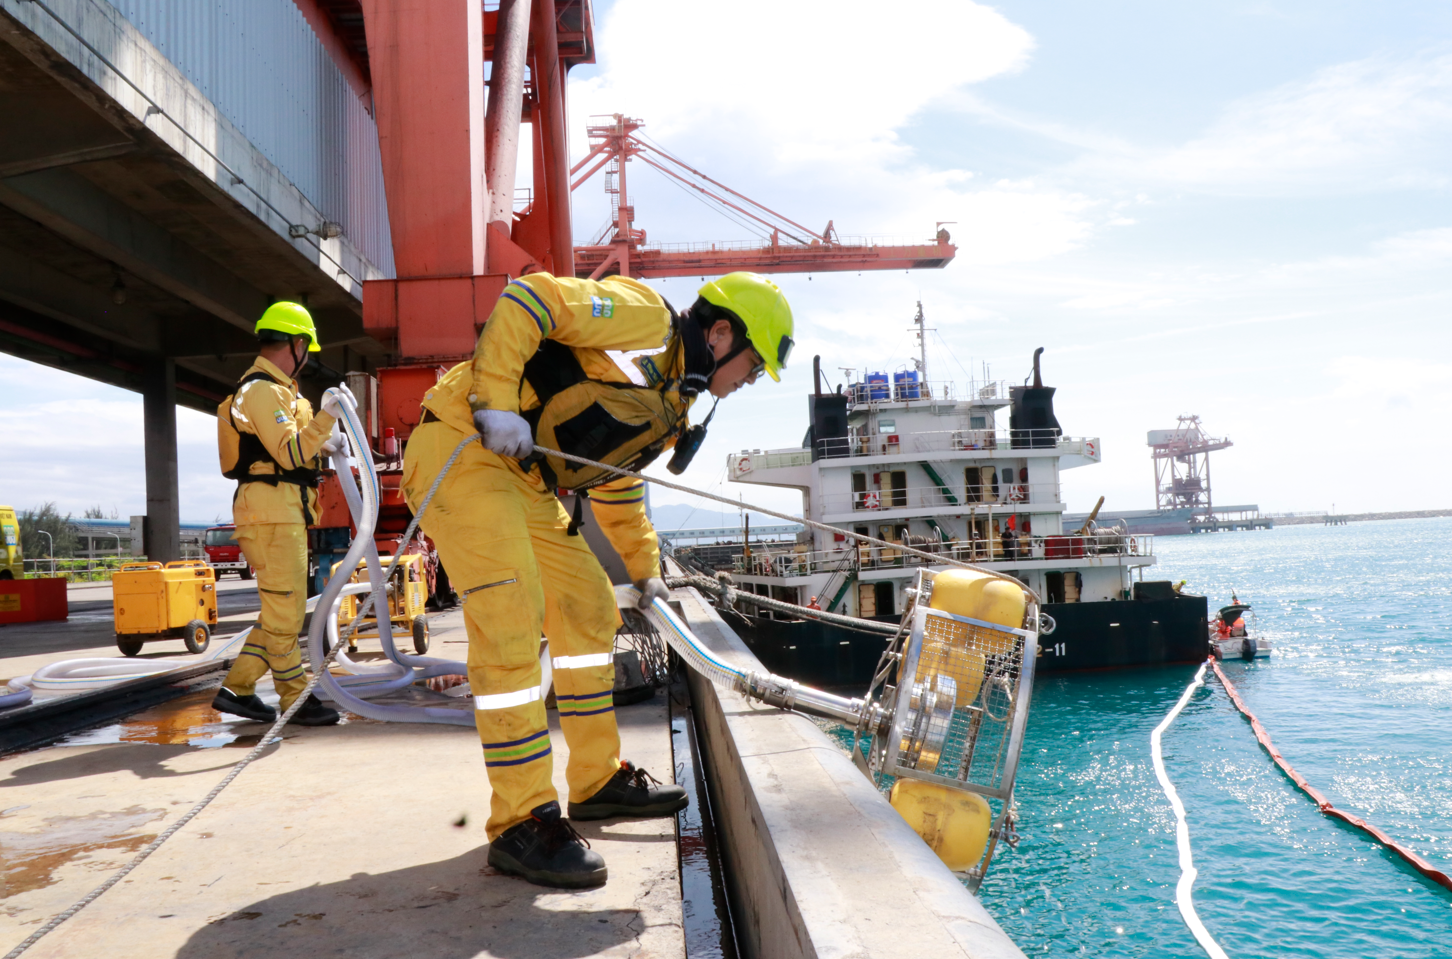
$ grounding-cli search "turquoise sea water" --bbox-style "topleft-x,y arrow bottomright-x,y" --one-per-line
976,516 -> 1452,957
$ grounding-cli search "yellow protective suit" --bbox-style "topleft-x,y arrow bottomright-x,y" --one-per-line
218,356 -> 335,712
404,273 -> 690,839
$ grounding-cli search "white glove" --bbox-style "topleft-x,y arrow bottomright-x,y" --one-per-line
635,577 -> 669,611
319,430 -> 349,460
473,409 -> 534,459
321,383 -> 356,419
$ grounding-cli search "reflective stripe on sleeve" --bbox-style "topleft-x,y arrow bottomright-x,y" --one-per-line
551,653 -> 614,670
473,686 -> 542,711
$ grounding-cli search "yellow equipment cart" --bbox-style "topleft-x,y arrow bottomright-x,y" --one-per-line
333,553 -> 430,654
112,560 -> 217,656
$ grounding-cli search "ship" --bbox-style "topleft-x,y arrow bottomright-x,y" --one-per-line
673,305 -> 1209,685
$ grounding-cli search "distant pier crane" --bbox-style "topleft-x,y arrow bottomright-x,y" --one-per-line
1147,415 -> 1233,522
568,114 -> 956,279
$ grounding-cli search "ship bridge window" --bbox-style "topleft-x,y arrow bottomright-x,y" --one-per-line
877,419 -> 896,434
970,415 -> 987,430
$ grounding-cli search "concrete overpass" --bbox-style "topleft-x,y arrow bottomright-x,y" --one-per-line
0,0 -> 396,559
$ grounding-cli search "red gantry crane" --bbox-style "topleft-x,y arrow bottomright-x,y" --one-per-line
1148,415 -> 1234,522
568,115 -> 956,279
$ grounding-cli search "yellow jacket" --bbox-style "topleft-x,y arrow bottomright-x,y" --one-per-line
422,273 -> 687,582
226,356 -> 336,526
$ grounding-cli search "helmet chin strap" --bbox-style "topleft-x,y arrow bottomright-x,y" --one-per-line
288,337 -> 308,378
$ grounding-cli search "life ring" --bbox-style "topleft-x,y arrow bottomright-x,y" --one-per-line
1129,536 -> 1137,552
735,456 -> 752,475
862,491 -> 881,510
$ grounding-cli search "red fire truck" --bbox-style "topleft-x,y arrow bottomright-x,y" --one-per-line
202,525 -> 252,579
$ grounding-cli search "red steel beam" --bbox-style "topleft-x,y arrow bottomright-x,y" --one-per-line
574,240 -> 956,279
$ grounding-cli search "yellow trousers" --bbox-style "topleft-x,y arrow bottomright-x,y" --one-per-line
403,421 -> 622,839
221,522 -> 310,711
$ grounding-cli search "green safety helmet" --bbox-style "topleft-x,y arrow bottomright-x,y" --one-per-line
255,301 -> 321,352
697,272 -> 794,382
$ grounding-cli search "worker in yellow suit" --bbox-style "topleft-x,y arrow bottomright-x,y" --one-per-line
404,272 -> 793,888
211,302 -> 348,727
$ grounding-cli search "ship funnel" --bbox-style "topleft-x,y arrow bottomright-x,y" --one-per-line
1010,348 -> 1061,450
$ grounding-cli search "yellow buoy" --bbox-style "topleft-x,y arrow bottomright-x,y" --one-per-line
918,570 -> 1026,707
889,778 -> 992,872
928,569 -> 1025,629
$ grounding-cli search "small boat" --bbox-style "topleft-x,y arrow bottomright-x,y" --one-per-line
1209,601 -> 1270,660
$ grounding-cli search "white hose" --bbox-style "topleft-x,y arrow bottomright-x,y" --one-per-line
1151,662 -> 1230,959
629,586 -> 746,691
303,391 -> 472,724
9,628 -> 252,696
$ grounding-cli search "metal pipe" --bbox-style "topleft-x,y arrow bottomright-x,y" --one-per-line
484,0 -> 531,230
531,0 -> 573,275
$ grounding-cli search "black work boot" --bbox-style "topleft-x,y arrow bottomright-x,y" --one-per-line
286,694 -> 341,726
487,801 -> 607,889
212,688 -> 277,723
568,760 -> 688,821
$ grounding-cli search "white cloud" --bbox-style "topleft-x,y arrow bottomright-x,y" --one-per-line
573,0 -> 1035,166
1117,52 -> 1452,193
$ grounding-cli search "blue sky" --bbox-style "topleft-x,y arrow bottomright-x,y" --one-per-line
2,0 -> 1449,525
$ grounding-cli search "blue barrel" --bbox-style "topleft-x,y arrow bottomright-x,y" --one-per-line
866,373 -> 890,400
894,370 -> 920,399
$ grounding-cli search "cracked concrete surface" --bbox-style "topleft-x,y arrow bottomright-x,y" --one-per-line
0,608 -> 684,959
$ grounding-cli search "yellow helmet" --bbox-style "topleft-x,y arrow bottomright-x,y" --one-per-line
255,301 -> 321,352
697,272 -> 794,382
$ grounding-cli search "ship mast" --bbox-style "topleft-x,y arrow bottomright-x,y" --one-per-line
910,301 -> 933,386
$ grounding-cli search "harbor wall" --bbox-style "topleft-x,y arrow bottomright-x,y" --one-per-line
671,588 -> 1026,959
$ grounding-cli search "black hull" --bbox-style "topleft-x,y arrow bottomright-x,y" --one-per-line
732,596 -> 1210,688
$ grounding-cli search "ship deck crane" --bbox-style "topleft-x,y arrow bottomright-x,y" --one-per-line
567,115 -> 956,279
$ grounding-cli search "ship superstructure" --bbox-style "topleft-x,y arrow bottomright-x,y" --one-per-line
685,310 -> 1208,678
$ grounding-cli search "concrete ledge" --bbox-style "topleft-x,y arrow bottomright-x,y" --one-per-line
671,588 -> 1025,959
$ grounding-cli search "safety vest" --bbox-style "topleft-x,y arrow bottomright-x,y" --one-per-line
520,339 -> 690,490
216,371 -> 321,488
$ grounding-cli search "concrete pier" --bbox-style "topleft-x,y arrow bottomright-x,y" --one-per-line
1,580 -> 1030,958
0,598 -> 683,959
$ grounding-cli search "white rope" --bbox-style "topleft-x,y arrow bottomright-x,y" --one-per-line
533,444 -> 1041,603
1150,661 -> 1230,959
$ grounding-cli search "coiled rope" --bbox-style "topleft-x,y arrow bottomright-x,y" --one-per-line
1150,660 -> 1230,959
1212,662 -> 1452,893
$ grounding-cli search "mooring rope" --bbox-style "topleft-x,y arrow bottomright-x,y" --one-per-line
1211,662 -> 1452,893
664,573 -> 898,635
1150,660 -> 1230,959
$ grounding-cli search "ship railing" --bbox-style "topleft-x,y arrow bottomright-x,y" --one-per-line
842,378 -> 1018,407
821,482 -> 1061,515
730,532 -> 1154,577
843,379 -> 960,404
813,430 -> 1094,460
